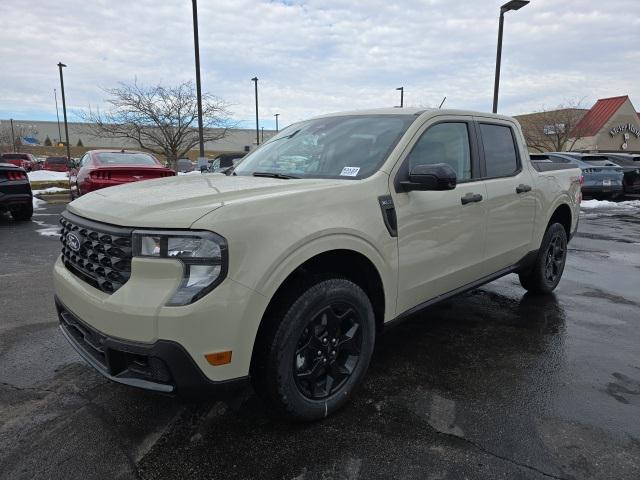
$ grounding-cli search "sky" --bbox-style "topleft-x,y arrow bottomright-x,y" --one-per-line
1,0 -> 639,130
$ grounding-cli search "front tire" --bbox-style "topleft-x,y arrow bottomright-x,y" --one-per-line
519,223 -> 567,294
253,278 -> 376,421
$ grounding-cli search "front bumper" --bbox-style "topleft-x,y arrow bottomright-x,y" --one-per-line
53,251 -> 269,385
56,297 -> 249,395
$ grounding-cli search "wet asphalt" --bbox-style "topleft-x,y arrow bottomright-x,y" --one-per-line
0,201 -> 639,480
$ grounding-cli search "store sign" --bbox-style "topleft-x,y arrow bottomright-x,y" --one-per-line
610,123 -> 640,138
609,123 -> 640,150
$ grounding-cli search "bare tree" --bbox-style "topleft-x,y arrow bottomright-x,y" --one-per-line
80,81 -> 233,167
517,101 -> 590,153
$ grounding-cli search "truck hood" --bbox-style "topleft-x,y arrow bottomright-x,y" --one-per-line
67,173 -> 346,228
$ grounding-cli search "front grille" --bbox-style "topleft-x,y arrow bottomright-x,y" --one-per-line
59,211 -> 134,293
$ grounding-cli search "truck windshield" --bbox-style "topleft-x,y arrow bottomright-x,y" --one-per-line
233,115 -> 417,179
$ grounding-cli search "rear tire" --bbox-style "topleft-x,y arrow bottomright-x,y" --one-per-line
253,278 -> 376,422
518,223 -> 567,294
10,202 -> 33,221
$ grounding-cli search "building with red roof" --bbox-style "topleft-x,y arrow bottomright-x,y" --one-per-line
515,96 -> 640,153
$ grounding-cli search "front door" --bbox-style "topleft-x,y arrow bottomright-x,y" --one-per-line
392,118 -> 488,315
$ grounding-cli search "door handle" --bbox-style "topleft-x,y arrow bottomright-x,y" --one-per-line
461,193 -> 483,205
516,184 -> 532,194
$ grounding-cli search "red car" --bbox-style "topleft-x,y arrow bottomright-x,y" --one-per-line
0,153 -> 35,171
70,149 -> 175,198
44,156 -> 70,172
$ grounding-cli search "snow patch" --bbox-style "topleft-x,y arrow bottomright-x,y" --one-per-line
32,196 -> 46,210
33,219 -> 61,237
28,170 -> 69,181
580,199 -> 640,210
32,187 -> 69,194
177,171 -> 202,176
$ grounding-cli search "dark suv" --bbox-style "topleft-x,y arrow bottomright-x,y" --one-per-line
604,153 -> 640,196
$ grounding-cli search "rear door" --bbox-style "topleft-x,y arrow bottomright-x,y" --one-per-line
475,119 -> 536,270
392,116 -> 488,314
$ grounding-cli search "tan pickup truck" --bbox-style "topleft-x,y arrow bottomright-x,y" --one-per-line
53,108 -> 581,421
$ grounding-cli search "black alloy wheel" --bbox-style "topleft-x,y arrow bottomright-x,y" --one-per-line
252,278 -> 375,421
293,302 -> 362,400
518,222 -> 568,294
544,230 -> 566,285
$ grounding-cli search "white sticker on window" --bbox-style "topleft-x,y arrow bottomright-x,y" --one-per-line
340,166 -> 360,177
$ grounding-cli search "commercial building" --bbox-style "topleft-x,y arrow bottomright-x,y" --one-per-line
0,119 -> 276,155
515,95 -> 640,153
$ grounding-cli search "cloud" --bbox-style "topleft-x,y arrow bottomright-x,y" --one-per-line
0,0 -> 638,128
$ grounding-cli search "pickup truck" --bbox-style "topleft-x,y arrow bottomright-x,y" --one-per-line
53,108 -> 581,421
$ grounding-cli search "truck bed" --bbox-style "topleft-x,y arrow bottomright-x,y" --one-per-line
529,154 -> 577,173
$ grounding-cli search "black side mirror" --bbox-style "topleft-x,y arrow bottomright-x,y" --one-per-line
400,163 -> 457,192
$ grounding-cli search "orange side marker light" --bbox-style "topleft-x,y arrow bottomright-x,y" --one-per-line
205,351 -> 232,366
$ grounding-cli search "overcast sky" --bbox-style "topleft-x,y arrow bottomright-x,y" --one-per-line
1,0 -> 639,129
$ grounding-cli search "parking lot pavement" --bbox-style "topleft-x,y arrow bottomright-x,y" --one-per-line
1,201 -> 639,480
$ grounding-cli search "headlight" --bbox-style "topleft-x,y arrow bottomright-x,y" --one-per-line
132,230 -> 228,306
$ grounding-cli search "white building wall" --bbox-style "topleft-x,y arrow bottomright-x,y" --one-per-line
0,119 -> 276,152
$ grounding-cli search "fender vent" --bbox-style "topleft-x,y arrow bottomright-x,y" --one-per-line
378,195 -> 398,237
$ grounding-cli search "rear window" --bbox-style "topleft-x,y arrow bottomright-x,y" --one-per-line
2,153 -> 28,160
480,124 -> 519,177
95,152 -> 157,165
46,157 -> 67,164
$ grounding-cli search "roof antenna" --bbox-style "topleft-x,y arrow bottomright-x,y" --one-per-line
438,96 -> 447,109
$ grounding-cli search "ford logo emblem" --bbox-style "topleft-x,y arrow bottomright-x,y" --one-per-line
67,232 -> 81,252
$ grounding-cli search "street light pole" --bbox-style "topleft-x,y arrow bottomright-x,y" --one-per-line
396,87 -> 404,108
274,113 -> 279,132
191,0 -> 205,159
251,77 -> 259,145
10,119 -> 16,151
492,0 -> 529,113
57,62 -> 71,161
54,88 -> 62,144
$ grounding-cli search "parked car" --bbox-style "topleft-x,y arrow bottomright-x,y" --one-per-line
69,149 -> 175,198
534,152 -> 624,199
54,108 -> 581,421
0,152 -> 35,172
0,163 -> 33,220
208,153 -> 245,173
603,153 -> 640,196
33,156 -> 46,170
44,156 -> 70,172
176,158 -> 195,173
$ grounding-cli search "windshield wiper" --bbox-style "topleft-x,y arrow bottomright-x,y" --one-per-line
252,171 -> 300,179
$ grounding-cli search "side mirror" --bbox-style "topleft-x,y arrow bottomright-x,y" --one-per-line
400,163 -> 457,192
67,161 -> 76,168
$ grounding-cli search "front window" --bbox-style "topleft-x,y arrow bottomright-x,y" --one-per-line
406,122 -> 472,180
95,152 -> 157,165
233,115 -> 417,179
2,153 -> 28,160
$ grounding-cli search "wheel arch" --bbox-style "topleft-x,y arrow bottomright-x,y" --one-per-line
249,247 -> 389,378
546,202 -> 572,238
